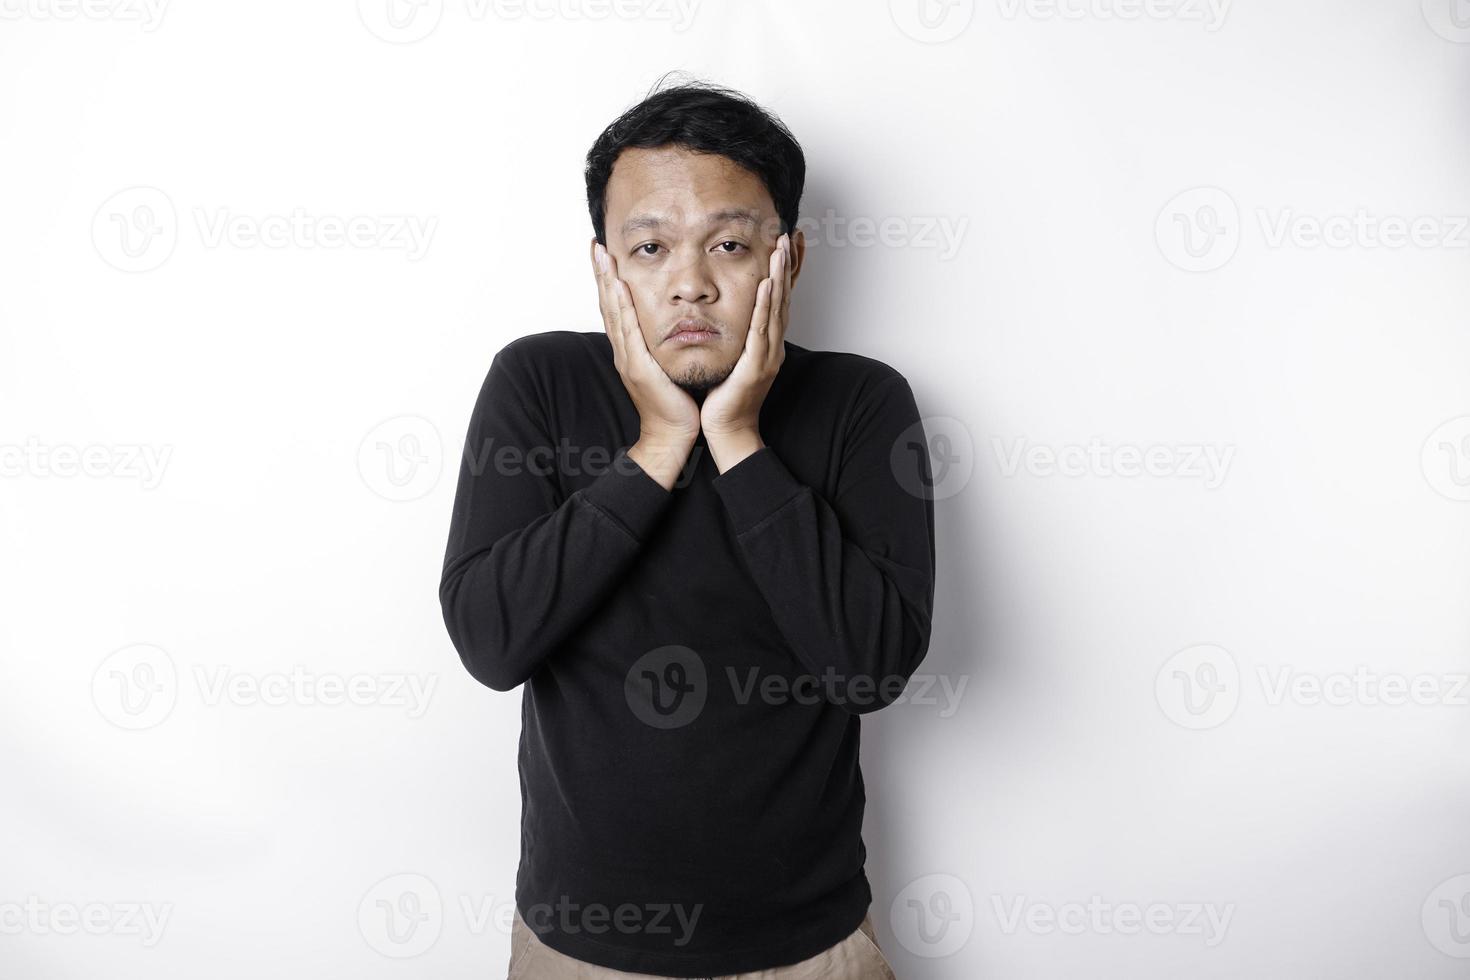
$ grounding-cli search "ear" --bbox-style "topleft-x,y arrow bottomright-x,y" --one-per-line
788,228 -> 807,288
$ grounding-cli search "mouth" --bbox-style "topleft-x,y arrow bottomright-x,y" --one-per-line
664,318 -> 720,346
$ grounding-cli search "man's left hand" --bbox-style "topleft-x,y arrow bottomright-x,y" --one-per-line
702,232 -> 794,472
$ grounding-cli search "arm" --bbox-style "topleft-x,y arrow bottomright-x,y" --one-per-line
437,342 -> 674,691
700,232 -> 936,713
711,373 -> 937,714
439,240 -> 701,691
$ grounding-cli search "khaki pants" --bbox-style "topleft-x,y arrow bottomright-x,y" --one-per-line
507,908 -> 897,979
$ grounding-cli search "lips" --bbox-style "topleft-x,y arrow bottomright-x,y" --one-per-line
665,318 -> 718,343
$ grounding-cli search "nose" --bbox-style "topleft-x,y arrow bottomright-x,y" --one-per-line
666,248 -> 718,306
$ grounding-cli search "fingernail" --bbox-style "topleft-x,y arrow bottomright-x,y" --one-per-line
595,246 -> 608,272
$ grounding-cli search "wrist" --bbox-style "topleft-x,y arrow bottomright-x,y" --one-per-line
628,432 -> 696,491
705,427 -> 764,473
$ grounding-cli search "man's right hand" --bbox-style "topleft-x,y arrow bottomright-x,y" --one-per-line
592,238 -> 698,491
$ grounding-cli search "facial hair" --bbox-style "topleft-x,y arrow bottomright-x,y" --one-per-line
672,358 -> 736,397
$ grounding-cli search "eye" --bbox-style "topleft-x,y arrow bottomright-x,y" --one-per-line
714,240 -> 748,254
635,243 -> 661,256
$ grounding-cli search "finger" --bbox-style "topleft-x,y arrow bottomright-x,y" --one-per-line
770,238 -> 787,334
613,276 -> 659,376
759,238 -> 786,362
593,243 -> 625,368
613,276 -> 639,346
746,277 -> 772,362
782,234 -> 794,311
771,234 -> 792,363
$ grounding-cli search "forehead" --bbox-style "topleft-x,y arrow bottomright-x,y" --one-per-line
605,145 -> 776,237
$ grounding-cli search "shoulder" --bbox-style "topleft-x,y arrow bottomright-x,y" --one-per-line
483,330 -> 609,390
780,341 -> 913,404
495,330 -> 609,369
469,332 -> 610,425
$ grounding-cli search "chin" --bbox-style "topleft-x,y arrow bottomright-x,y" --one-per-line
668,353 -> 736,395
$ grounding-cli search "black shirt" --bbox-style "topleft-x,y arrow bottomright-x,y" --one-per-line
438,330 -> 936,976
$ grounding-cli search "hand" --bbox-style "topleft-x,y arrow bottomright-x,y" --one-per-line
592,239 -> 698,489
701,232 -> 794,472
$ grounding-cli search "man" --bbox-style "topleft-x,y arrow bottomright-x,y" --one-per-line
439,78 -> 936,978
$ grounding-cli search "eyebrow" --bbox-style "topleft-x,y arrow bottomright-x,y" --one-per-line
620,208 -> 761,237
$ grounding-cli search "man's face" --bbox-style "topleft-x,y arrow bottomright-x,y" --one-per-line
601,145 -> 801,393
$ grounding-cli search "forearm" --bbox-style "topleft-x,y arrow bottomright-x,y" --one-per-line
713,447 -> 935,713
440,449 -> 670,691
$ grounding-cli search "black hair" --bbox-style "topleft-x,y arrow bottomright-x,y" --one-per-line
584,73 -> 805,246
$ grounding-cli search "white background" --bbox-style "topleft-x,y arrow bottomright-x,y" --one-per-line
3,1 -> 1469,977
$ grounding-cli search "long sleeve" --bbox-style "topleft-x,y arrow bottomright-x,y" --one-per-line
438,342 -> 672,691
710,372 -> 937,714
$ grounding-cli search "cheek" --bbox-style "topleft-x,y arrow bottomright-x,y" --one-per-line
719,270 -> 764,323
621,276 -> 662,337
